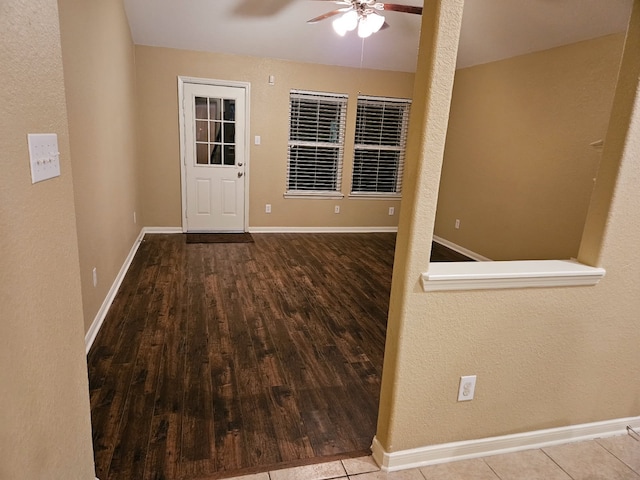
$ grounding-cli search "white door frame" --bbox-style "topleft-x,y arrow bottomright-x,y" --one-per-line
178,76 -> 251,233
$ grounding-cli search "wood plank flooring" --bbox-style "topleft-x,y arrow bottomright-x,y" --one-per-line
87,233 -> 470,480
431,241 -> 475,262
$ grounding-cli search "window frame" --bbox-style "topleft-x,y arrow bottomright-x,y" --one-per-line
349,95 -> 411,199
285,90 -> 348,199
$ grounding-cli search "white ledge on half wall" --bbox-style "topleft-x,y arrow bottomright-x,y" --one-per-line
421,260 -> 606,292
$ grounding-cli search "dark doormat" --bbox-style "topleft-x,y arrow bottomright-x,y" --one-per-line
186,233 -> 254,244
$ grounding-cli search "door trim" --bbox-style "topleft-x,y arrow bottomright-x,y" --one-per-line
178,76 -> 251,233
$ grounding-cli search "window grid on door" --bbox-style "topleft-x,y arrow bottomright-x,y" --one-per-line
195,96 -> 236,166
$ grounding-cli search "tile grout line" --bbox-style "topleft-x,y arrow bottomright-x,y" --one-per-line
594,439 -> 640,477
594,437 -> 640,478
264,439 -> 640,480
481,456 -> 504,480
417,465 -> 429,479
540,447 -> 577,480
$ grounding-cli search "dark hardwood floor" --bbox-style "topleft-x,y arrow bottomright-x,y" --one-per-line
431,241 -> 475,262
87,233 -> 470,480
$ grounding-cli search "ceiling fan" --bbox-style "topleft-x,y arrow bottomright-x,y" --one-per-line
307,0 -> 423,38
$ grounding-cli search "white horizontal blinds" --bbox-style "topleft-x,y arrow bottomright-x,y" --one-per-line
352,96 -> 411,194
287,90 -> 348,193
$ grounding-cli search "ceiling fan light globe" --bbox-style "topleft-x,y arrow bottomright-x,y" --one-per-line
332,15 -> 349,36
357,16 -> 374,38
368,12 -> 385,33
357,12 -> 384,38
343,10 -> 359,31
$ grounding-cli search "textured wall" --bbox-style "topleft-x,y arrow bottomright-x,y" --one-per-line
58,0 -> 141,332
434,34 -> 625,261
377,0 -> 640,452
0,0 -> 95,477
135,46 -> 414,229
376,0 -> 466,449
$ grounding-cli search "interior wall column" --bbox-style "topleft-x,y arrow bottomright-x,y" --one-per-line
375,0 -> 465,451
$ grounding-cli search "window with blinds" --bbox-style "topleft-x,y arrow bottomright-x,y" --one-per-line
351,96 -> 411,196
287,90 -> 348,195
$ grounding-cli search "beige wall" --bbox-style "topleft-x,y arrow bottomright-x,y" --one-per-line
377,0 -> 640,453
0,0 -> 636,475
135,46 -> 414,229
434,34 -> 625,260
58,0 -> 141,332
0,0 -> 95,478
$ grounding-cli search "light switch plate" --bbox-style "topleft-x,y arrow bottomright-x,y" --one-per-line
28,133 -> 60,183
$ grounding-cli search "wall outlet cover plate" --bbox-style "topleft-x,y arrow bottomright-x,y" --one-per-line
458,375 -> 477,401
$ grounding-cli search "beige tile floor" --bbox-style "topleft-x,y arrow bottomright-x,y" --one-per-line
225,434 -> 640,480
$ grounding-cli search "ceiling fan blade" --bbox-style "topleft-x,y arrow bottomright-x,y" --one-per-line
307,8 -> 349,23
381,4 -> 423,15
309,0 -> 352,4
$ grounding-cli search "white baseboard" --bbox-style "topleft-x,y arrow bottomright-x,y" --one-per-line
142,226 -> 184,234
84,226 -> 183,353
371,416 -> 640,471
84,227 -> 145,353
249,226 -> 399,233
432,235 -> 492,262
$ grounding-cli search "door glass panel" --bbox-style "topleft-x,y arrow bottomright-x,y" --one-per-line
209,98 -> 222,121
224,123 -> 235,143
211,144 -> 222,165
196,121 -> 208,142
195,97 -> 208,120
193,95 -> 237,167
210,122 -> 222,144
224,99 -> 235,121
196,143 -> 209,164
224,145 -> 236,165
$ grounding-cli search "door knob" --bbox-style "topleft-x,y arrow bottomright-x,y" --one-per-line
238,172 -> 244,178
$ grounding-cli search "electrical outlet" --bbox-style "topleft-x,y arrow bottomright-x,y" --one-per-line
455,219 -> 461,229
92,267 -> 98,288
265,204 -> 271,213
334,205 -> 340,214
388,207 -> 395,216
458,375 -> 476,401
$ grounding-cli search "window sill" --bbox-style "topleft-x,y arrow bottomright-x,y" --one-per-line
284,191 -> 345,200
348,193 -> 402,200
421,260 -> 606,292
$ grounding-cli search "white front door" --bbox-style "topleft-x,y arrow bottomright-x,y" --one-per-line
182,82 -> 246,232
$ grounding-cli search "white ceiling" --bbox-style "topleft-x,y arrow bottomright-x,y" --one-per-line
124,0 -> 633,73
